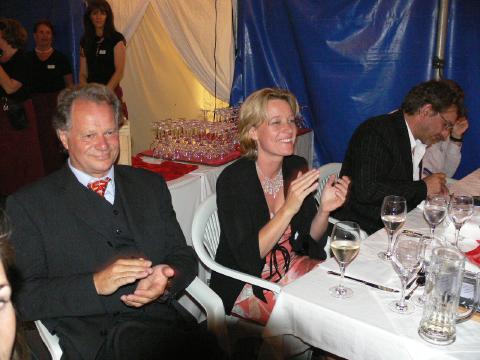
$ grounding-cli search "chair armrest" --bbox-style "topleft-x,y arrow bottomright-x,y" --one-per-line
35,320 -> 63,360
185,277 -> 226,334
205,258 -> 282,293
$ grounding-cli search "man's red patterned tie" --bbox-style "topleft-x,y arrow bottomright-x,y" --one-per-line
87,177 -> 111,197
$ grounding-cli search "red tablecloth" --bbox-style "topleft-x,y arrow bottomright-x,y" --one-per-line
132,155 -> 198,181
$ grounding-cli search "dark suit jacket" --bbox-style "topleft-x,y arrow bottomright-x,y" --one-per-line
335,110 -> 427,234
6,165 -> 197,359
210,155 -> 327,314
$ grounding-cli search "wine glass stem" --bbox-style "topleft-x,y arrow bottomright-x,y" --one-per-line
386,231 -> 394,257
454,226 -> 461,248
339,263 -> 346,288
430,225 -> 435,238
399,279 -> 407,308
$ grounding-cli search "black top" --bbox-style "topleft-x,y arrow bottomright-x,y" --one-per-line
81,31 -> 125,84
0,50 -> 29,102
26,49 -> 71,93
334,110 -> 427,234
210,155 -> 327,313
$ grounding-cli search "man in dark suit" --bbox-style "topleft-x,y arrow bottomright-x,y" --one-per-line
6,84 -> 223,359
335,80 -> 465,234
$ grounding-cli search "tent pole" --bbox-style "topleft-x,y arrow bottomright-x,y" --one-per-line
433,0 -> 450,80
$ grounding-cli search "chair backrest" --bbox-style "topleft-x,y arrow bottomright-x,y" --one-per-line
191,194 -> 281,293
314,162 -> 342,206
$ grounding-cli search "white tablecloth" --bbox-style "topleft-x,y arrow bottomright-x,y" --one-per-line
264,170 -> 480,360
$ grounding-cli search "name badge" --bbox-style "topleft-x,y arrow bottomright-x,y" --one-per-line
47,64 -> 56,69
99,50 -> 106,55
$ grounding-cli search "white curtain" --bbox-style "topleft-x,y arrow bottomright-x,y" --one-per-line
110,0 -> 234,102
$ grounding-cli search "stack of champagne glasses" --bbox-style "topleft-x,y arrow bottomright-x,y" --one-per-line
150,107 -> 240,163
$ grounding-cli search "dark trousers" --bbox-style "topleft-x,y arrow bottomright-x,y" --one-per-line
95,310 -> 226,360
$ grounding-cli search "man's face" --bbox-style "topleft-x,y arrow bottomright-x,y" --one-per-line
416,104 -> 458,145
58,99 -> 119,178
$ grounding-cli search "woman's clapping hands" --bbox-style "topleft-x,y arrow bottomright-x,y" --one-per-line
320,175 -> 350,213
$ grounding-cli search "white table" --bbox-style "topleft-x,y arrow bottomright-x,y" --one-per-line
264,170 -> 480,360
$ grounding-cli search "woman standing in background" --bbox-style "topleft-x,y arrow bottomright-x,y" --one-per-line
80,0 -> 128,119
0,18 -> 44,196
27,20 -> 72,174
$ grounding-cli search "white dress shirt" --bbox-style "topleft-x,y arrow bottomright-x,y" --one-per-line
405,120 -> 426,181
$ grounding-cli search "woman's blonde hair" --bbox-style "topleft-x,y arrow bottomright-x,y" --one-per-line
239,88 -> 299,159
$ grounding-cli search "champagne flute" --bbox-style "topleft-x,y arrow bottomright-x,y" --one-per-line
378,195 -> 407,261
448,195 -> 474,249
423,194 -> 448,237
389,233 -> 423,314
329,221 -> 361,299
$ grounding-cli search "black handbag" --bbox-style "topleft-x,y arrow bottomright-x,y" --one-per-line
2,96 -> 28,130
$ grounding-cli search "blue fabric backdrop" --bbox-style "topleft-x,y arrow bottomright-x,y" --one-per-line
0,0 -> 84,80
231,0 -> 479,178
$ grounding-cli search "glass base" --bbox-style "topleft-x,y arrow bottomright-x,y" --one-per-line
329,285 -> 353,299
389,300 -> 415,314
377,251 -> 392,261
412,294 -> 426,307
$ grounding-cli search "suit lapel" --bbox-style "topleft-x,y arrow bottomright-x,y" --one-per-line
392,111 -> 414,179
60,165 -> 113,241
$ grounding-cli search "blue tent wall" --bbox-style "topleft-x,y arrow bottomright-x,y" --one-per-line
231,0 -> 479,178
0,0 -> 84,80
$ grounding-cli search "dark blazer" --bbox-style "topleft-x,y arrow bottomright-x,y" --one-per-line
6,165 -> 197,359
210,155 -> 327,314
335,110 -> 427,234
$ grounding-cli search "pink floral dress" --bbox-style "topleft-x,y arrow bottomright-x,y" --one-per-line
231,216 -> 320,325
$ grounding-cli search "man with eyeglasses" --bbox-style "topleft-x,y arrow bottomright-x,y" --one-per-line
422,79 -> 469,178
334,79 -> 466,234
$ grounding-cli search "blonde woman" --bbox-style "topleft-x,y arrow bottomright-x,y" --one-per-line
210,88 -> 350,324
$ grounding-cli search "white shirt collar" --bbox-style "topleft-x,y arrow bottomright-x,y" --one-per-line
404,119 -> 427,181
68,159 -> 115,204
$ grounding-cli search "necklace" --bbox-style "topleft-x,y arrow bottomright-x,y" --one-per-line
256,163 -> 283,198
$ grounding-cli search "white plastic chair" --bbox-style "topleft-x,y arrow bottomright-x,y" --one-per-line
35,276 -> 227,359
191,194 -> 281,294
192,194 -> 319,359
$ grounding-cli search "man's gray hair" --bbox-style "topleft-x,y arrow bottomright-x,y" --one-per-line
52,83 -> 122,131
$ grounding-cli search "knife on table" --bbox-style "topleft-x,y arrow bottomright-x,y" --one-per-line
327,271 -> 399,293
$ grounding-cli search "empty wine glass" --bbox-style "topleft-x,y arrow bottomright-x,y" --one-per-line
448,195 -> 474,249
389,233 -> 424,314
329,221 -> 362,299
423,194 -> 448,238
378,195 -> 407,261
412,234 -> 445,307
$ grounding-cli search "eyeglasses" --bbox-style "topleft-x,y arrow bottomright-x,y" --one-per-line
438,112 -> 455,131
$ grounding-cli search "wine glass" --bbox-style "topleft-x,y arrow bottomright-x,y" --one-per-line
448,195 -> 474,249
389,233 -> 424,314
423,194 -> 448,237
329,221 -> 361,299
412,234 -> 445,307
378,195 -> 407,261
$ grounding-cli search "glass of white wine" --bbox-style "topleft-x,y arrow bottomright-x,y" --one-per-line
329,221 -> 361,299
423,194 -> 448,237
378,195 -> 407,261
